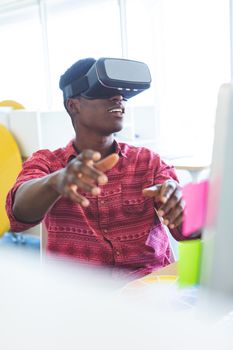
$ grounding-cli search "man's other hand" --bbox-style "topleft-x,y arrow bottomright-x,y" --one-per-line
142,180 -> 185,229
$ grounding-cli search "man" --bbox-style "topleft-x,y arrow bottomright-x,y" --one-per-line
6,57 -> 186,278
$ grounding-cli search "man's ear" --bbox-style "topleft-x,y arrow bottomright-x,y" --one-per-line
66,98 -> 80,114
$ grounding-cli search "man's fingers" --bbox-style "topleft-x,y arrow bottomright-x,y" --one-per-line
72,163 -> 107,186
169,212 -> 183,229
64,152 -> 119,203
73,151 -> 109,185
159,180 -> 177,204
69,184 -> 90,207
143,180 -> 184,230
77,149 -> 101,164
162,197 -> 185,228
95,153 -> 119,172
143,181 -> 179,204
142,185 -> 162,198
160,189 -> 182,216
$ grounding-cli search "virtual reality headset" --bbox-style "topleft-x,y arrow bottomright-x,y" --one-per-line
62,57 -> 151,100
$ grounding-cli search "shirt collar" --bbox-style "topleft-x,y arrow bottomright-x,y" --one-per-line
64,139 -> 128,165
114,140 -> 128,159
63,140 -> 78,164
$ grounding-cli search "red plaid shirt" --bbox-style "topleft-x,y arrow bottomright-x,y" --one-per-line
6,140 -> 184,277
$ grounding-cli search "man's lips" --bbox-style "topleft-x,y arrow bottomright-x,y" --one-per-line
107,105 -> 125,114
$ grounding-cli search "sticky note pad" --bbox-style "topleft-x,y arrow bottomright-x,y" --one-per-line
182,180 -> 209,236
178,239 -> 202,287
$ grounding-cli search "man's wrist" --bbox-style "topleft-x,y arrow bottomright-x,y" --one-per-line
46,170 -> 64,197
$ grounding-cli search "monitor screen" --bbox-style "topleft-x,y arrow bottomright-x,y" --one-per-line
200,83 -> 233,296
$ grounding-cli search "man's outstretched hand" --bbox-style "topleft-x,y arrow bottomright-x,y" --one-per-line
143,180 -> 185,229
53,150 -> 119,207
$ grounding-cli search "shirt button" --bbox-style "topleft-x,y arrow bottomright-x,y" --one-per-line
103,229 -> 108,234
115,250 -> 120,256
100,200 -> 105,204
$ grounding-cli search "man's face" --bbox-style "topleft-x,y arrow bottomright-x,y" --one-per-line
73,95 -> 126,136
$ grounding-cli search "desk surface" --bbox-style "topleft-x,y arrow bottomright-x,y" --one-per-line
151,261 -> 178,276
163,156 -> 211,172
120,262 -> 200,312
126,262 -> 178,288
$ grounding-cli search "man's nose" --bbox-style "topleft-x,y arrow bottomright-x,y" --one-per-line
109,95 -> 124,102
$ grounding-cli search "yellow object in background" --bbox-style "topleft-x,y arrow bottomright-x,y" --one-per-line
0,124 -> 22,236
0,100 -> 25,110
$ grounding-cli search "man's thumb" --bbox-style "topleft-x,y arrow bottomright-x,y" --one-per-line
95,153 -> 119,172
142,184 -> 162,198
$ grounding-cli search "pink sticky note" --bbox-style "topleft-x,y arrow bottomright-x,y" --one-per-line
182,180 -> 209,236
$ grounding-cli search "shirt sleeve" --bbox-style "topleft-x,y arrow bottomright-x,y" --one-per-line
5,150 -> 54,233
153,155 -> 179,184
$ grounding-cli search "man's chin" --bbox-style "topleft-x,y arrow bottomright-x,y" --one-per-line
101,124 -> 123,136
103,126 -> 123,136
112,124 -> 124,134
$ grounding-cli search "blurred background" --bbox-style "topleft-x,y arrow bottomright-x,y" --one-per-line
0,0 -> 230,158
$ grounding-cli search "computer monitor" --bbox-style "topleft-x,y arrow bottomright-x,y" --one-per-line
200,83 -> 233,296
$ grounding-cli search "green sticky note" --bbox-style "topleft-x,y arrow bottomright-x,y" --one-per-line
178,239 -> 202,287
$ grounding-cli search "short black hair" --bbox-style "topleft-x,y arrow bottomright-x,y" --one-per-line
59,57 -> 96,99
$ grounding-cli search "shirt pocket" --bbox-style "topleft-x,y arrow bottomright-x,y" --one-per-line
146,224 -> 169,258
121,181 -> 154,215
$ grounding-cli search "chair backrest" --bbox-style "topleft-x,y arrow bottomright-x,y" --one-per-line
0,124 -> 22,236
0,100 -> 25,110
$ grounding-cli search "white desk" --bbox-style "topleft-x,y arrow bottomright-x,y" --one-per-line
162,155 -> 211,182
